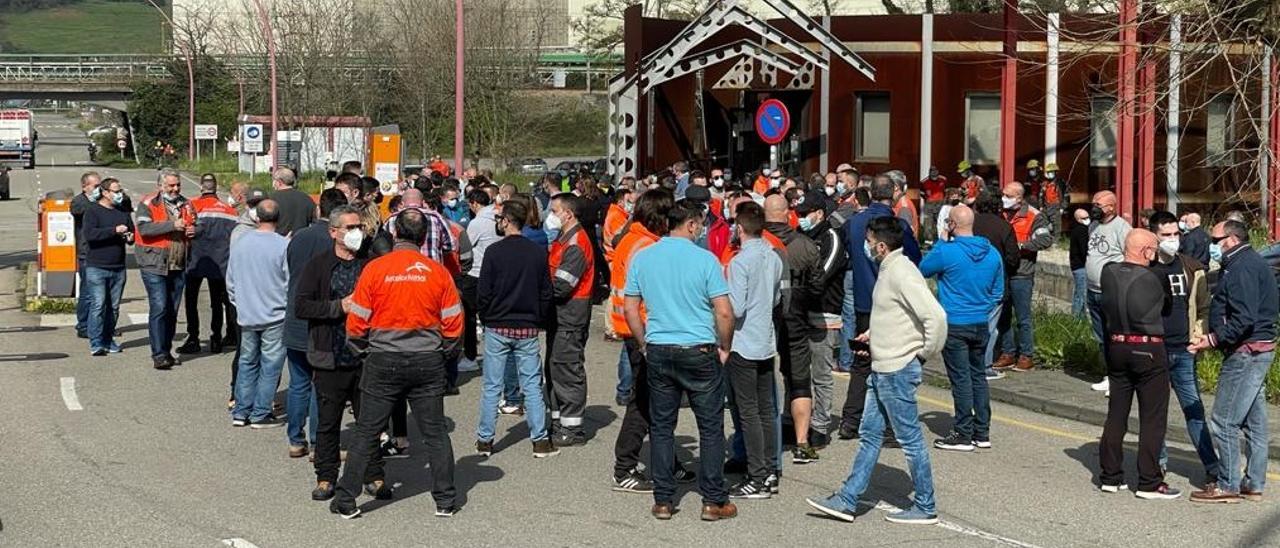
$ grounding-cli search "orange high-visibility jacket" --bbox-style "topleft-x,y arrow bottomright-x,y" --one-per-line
609,221 -> 660,338
346,246 -> 463,355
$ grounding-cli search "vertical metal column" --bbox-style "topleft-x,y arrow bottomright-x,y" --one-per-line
1115,0 -> 1138,222
1270,52 -> 1280,239
999,0 -> 1018,189
820,15 -> 831,174
1044,13 -> 1059,168
1262,48 -> 1271,225
1139,57 -> 1156,211
919,14 -> 934,181
1166,15 -> 1181,213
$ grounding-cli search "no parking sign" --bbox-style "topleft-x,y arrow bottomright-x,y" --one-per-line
755,99 -> 791,146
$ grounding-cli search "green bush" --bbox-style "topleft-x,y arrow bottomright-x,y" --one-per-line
1032,309 -> 1102,375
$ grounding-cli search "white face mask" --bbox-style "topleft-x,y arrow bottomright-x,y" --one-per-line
544,211 -> 563,232
1001,196 -> 1018,210
342,228 -> 364,252
769,177 -> 781,188
712,177 -> 724,188
446,198 -> 459,208
1158,238 -> 1180,258
248,208 -> 259,223
824,186 -> 836,197
1078,218 -> 1091,226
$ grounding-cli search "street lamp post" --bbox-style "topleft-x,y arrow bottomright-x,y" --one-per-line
252,0 -> 279,171
146,0 -> 195,162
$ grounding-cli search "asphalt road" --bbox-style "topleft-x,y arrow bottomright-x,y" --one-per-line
0,113 -> 1278,547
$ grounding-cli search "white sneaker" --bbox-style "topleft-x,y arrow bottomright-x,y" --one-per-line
1100,483 -> 1128,493
457,357 -> 480,372
1091,378 -> 1110,392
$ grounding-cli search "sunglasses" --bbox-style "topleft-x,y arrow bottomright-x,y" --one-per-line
1211,234 -> 1229,244
342,224 -> 362,231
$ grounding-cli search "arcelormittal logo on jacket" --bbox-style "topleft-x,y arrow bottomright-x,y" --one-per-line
385,261 -> 432,283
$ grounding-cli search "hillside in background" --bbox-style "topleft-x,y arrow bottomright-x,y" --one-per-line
0,0 -> 164,54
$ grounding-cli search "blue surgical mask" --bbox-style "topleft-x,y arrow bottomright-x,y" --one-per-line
1210,243 -> 1223,263
1178,221 -> 1188,232
863,240 -> 876,262
112,192 -> 124,205
89,187 -> 101,201
798,216 -> 814,232
836,182 -> 847,195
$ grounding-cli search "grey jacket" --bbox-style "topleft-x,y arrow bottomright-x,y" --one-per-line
134,193 -> 191,274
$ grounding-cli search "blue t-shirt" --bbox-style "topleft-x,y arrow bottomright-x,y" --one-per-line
625,237 -> 729,346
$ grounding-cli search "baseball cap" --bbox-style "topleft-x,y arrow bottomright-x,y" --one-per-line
684,185 -> 712,203
795,190 -> 828,215
245,189 -> 267,207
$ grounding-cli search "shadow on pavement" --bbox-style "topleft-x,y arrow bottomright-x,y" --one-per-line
802,462 -> 916,520
0,352 -> 68,362
0,326 -> 56,333
364,453 -> 505,514
1063,441 -> 1212,489
918,410 -> 953,438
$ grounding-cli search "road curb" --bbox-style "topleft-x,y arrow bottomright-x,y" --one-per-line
921,367 -> 1280,461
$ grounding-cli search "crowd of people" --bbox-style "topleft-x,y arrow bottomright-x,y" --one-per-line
63,155 -> 1275,521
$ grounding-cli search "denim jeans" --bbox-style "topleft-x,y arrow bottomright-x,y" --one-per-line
942,323 -> 991,441
1210,350 -> 1272,494
835,359 -> 935,516
999,277 -> 1034,357
1071,268 -> 1087,318
232,322 -> 286,422
75,259 -> 89,336
285,349 -> 319,447
647,344 -> 727,506
141,270 -> 185,359
616,344 -> 633,398
1086,290 -> 1109,370
983,302 -> 1000,373
837,270 -> 856,371
503,353 -> 524,406
476,331 -> 547,442
84,266 -> 125,352
1159,349 -> 1219,480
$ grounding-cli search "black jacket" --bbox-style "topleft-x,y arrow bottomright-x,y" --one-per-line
973,212 -> 1019,283
294,249 -> 369,370
1208,244 -> 1279,353
479,235 -> 552,329
284,220 -> 333,352
1181,227 -> 1211,268
803,219 -> 848,327
1069,222 -> 1089,271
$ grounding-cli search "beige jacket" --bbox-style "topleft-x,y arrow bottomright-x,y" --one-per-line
870,249 -> 948,373
1179,255 -> 1209,341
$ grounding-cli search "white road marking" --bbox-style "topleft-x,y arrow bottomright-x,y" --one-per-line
221,539 -> 261,548
128,313 -> 148,325
60,377 -> 83,411
871,502 -> 1043,548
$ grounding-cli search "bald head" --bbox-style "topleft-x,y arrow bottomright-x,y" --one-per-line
401,188 -> 424,208
1092,190 -> 1118,222
1074,207 -> 1090,223
1185,212 -> 1201,228
948,204 -> 974,236
1003,181 -> 1025,198
763,194 -> 789,223
1123,228 -> 1158,265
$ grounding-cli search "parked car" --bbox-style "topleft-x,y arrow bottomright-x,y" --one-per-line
86,125 -> 117,138
510,158 -> 547,176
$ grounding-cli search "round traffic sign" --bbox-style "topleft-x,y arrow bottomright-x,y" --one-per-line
245,126 -> 261,139
755,99 -> 791,146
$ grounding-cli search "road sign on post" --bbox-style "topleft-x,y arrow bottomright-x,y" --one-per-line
242,124 -> 264,153
756,99 -> 790,170
194,125 -> 218,140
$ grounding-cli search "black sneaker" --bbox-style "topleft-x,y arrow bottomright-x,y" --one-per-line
221,333 -> 238,349
91,348 -> 108,357
209,339 -> 224,354
551,427 -> 586,447
166,354 -> 181,366
311,481 -> 335,501
177,339 -> 201,354
764,472 -> 780,494
729,478 -> 771,499
231,417 -> 248,427
532,438 -> 560,458
444,385 -> 460,396
933,433 -> 976,452
330,500 -> 361,519
673,463 -> 697,484
475,439 -> 493,457
838,423 -> 860,440
434,505 -> 461,518
380,438 -> 409,459
811,430 -> 832,449
364,480 -> 394,500
723,458 -> 748,475
612,469 -> 654,493
250,415 -> 285,429
792,444 -> 820,464
153,356 -> 172,370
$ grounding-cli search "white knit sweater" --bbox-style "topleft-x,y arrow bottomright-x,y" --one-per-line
869,249 -> 948,373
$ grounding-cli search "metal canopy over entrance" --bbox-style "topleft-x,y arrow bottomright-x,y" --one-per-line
607,0 -> 876,177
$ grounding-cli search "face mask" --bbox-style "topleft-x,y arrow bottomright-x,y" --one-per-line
798,216 -> 814,232
929,171 -> 939,179
1028,170 -> 1038,180
446,198 -> 459,208
712,177 -> 724,188
836,182 -> 847,195
624,201 -> 634,214
1089,206 -> 1105,221
1158,238 -> 1179,258
89,187 -> 101,201
1209,243 -> 1223,263
824,186 -> 836,197
164,192 -> 180,204
948,199 -> 961,206
544,212 -> 563,232
1001,196 -> 1018,210
1078,218 -> 1091,226
769,177 -> 781,188
1045,172 -> 1056,181
697,222 -> 707,241
863,240 -> 877,262
112,192 -> 124,206
1178,221 -> 1188,232
342,228 -> 364,252
248,208 -> 260,223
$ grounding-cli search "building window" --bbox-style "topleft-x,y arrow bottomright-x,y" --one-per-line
965,93 -> 1001,165
1206,94 -> 1234,167
855,92 -> 890,162
1090,96 -> 1117,167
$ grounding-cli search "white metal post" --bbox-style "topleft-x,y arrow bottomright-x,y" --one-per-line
820,15 -> 831,173
1044,13 -> 1059,167
919,14 -> 934,181
1167,14 -> 1182,213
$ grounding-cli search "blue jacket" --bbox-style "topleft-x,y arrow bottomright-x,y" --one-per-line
844,202 -> 922,313
920,235 -> 1005,325
442,202 -> 471,227
1208,244 -> 1279,353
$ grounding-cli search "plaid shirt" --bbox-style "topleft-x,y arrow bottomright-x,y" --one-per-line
385,207 -> 455,264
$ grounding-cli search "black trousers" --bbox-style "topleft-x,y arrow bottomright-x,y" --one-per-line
613,338 -> 652,476
184,273 -> 235,340
839,312 -> 896,437
1100,342 -> 1170,491
726,352 -> 776,481
776,310 -> 813,399
313,367 -> 384,484
334,352 -> 456,509
459,275 -> 479,361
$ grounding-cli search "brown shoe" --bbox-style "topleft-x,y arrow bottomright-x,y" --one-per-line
992,354 -> 1017,370
1241,488 -> 1263,502
701,501 -> 738,521
1012,356 -> 1035,372
1190,483 -> 1242,504
289,445 -> 309,458
652,503 -> 675,520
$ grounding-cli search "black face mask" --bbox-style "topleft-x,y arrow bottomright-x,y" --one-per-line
1089,206 -> 1105,221
948,199 -> 961,206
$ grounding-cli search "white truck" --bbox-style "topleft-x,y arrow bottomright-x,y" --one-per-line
0,109 -> 35,170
